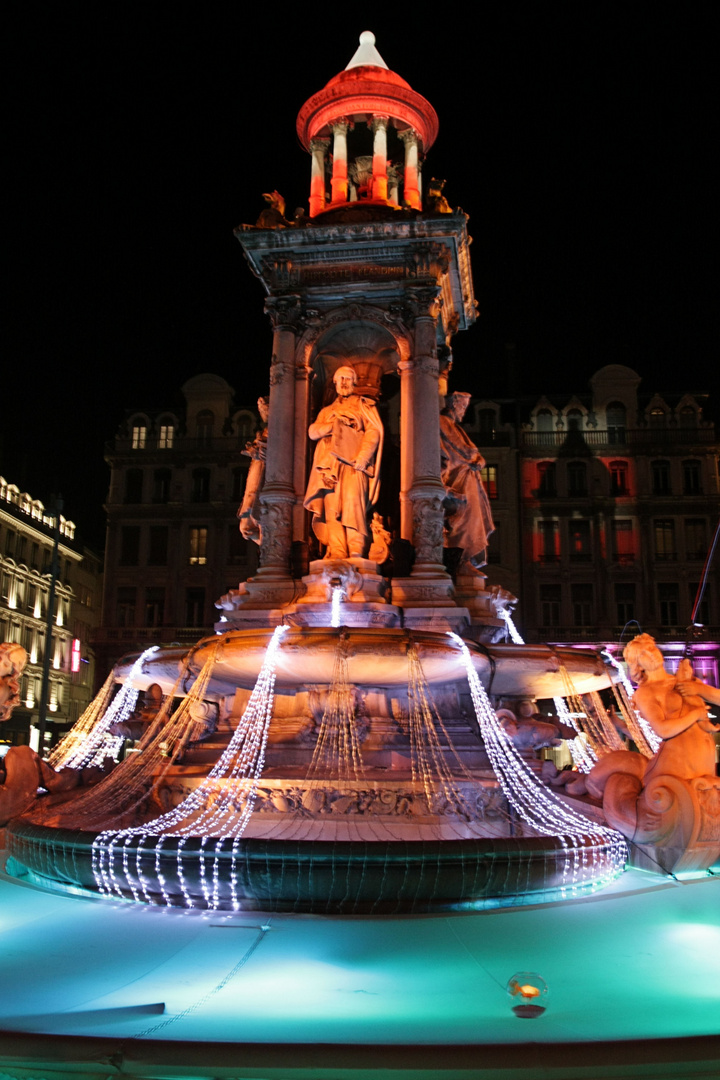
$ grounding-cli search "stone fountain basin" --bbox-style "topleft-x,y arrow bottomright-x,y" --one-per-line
115,629 -> 611,699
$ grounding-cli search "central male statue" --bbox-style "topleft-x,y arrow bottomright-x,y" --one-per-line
304,365 -> 383,559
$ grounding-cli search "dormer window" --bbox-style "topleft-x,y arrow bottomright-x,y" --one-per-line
131,425 -> 147,450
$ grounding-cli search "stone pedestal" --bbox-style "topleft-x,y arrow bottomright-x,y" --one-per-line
287,558 -> 400,628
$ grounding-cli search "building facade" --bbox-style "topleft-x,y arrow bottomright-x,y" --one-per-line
0,478 -> 102,751
95,374 -> 261,674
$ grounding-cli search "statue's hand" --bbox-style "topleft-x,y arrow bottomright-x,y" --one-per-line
338,412 -> 360,430
675,679 -> 705,698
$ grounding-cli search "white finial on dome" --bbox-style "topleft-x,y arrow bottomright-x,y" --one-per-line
345,30 -> 389,71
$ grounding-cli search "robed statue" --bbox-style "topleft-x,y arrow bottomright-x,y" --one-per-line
237,396 -> 269,545
304,366 -> 383,559
439,391 -> 495,570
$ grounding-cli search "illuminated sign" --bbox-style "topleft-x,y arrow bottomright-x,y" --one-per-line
71,638 -> 81,673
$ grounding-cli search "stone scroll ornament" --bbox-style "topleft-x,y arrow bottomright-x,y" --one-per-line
587,633 -> 720,874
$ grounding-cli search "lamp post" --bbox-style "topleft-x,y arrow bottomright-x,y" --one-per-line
36,494 -> 62,758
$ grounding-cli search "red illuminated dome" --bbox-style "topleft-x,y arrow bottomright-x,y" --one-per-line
296,32 -> 439,216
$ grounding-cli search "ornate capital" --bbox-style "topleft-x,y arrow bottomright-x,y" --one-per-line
370,115 -> 389,134
332,118 -> 351,136
397,128 -> 418,147
309,137 -> 330,154
265,295 -> 303,331
405,285 -> 443,322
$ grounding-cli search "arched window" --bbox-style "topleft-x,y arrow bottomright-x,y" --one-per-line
157,417 -> 175,448
649,407 -> 666,429
536,409 -> 553,432
566,409 -> 583,433
606,402 -> 626,444
679,405 -> 697,428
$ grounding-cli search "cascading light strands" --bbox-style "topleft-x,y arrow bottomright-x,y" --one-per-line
602,648 -> 661,755
55,648 -> 160,769
448,632 -> 627,892
92,626 -> 287,909
46,670 -> 116,768
501,613 -> 597,772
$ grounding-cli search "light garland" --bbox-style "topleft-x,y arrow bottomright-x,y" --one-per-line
56,648 -> 159,769
601,648 -> 661,755
448,632 -> 627,893
92,626 -> 287,909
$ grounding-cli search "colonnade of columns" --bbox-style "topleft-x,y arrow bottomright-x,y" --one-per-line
308,120 -> 423,216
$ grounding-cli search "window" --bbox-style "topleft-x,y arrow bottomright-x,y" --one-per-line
191,468 -> 210,503
197,410 -> 214,444
540,585 -> 561,627
684,518 -> 706,561
124,469 -> 143,504
144,587 -> 165,627
688,582 -> 710,625
649,407 -> 666,429
606,402 -> 627,444
679,406 -> 697,428
189,527 -> 207,565
116,587 -> 136,627
30,542 -> 39,569
654,519 -> 676,560
119,526 -> 141,565
651,460 -> 671,495
480,465 -> 498,499
478,409 -> 496,435
16,536 -> 26,563
615,583 -> 636,626
148,526 -> 169,565
537,462 -> 556,496
658,583 -> 679,626
612,519 -> 635,563
539,519 -> 559,562
131,425 -> 147,450
228,524 -> 247,565
158,424 -> 174,449
610,460 -> 628,496
152,468 -> 172,504
567,461 -> 587,496
566,409 -> 583,432
571,584 -> 593,627
231,467 -> 247,502
536,409 -> 553,432
486,523 -> 501,564
185,587 -> 205,627
682,460 -> 702,495
568,519 -> 591,561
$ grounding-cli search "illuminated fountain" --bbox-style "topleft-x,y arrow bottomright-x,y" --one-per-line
6,33 -> 717,911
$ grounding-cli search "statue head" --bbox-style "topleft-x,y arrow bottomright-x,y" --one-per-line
257,396 -> 270,423
333,365 -> 357,399
447,391 -> 472,423
623,633 -> 664,684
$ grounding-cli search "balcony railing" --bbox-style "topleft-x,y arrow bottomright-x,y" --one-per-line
106,435 -> 255,455
521,427 -> 716,450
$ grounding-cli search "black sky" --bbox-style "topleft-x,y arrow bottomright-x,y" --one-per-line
5,4 -> 717,547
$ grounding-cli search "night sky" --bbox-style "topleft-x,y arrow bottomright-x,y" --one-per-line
5,5 -> 716,548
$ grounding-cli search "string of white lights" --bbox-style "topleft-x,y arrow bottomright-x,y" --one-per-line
601,648 -> 661,754
60,647 -> 159,769
448,632 -> 627,891
331,585 -> 343,627
47,671 -> 116,768
92,626 -> 287,908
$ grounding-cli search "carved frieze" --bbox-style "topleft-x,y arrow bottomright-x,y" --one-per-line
411,493 -> 445,564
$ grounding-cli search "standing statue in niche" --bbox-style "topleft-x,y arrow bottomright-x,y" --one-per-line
304,366 -> 383,559
237,396 -> 269,545
439,392 -> 495,572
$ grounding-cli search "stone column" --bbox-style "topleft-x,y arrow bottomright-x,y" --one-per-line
330,119 -> 350,205
398,358 -> 414,540
292,358 -> 313,540
408,286 -> 447,577
256,296 -> 301,583
399,128 -> 421,210
309,138 -> 329,218
371,116 -> 389,201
